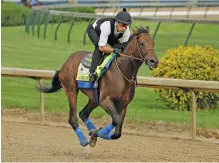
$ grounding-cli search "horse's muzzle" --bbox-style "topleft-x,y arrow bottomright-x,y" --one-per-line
148,59 -> 159,70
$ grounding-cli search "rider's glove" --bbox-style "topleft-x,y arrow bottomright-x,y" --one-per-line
113,48 -> 122,55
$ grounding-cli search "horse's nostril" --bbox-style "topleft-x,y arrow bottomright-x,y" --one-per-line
149,59 -> 155,64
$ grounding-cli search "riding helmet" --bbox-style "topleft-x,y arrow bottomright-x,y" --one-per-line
115,8 -> 132,25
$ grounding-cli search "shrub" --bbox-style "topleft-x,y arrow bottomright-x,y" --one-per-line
150,45 -> 219,111
1,2 -> 31,26
1,3 -> 95,26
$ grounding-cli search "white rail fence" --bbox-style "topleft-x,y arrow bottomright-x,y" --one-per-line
29,4 -> 219,46
2,67 -> 219,139
33,3 -> 219,22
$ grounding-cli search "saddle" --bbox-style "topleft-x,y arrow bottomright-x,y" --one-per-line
76,52 -> 118,89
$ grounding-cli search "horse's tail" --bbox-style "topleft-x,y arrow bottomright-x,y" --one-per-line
37,70 -> 62,93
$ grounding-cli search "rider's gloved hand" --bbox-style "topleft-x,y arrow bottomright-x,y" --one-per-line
113,48 -> 122,55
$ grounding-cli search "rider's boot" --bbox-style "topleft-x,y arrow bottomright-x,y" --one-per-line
89,48 -> 102,82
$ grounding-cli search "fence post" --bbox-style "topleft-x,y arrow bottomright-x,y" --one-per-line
152,21 -> 161,40
38,79 -> 44,121
68,17 -> 76,43
32,12 -> 38,36
184,23 -> 195,46
25,10 -> 34,34
190,89 -> 196,139
44,14 -> 53,40
37,13 -> 46,38
55,16 -> 63,41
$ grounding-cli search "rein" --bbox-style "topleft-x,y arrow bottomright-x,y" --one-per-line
115,59 -> 137,85
115,33 -> 154,85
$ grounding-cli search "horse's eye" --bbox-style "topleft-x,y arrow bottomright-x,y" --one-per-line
140,42 -> 144,48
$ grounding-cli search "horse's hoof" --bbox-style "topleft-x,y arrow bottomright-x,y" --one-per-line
89,128 -> 100,137
89,136 -> 97,148
88,129 -> 98,148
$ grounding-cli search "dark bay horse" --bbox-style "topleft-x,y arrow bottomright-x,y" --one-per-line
38,26 -> 159,147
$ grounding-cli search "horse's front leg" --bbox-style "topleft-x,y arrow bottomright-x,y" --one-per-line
91,97 -> 127,140
103,105 -> 127,140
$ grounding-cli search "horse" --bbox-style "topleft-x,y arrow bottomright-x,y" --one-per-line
38,26 -> 159,147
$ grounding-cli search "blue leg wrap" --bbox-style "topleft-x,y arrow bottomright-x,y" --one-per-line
84,118 -> 97,131
97,123 -> 115,138
75,128 -> 88,147
103,132 -> 113,140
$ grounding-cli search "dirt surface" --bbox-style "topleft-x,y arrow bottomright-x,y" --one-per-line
2,109 -> 219,162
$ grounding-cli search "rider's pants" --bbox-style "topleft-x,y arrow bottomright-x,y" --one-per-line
87,24 -> 103,74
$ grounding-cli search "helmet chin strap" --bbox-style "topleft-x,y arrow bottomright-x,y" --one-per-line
115,21 -> 119,32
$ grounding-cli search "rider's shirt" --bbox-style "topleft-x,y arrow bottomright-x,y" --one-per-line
92,19 -> 131,47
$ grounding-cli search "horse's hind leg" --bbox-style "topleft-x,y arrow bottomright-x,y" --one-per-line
79,99 -> 98,132
79,99 -> 98,147
63,85 -> 89,147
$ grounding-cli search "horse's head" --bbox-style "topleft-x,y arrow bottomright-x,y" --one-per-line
124,26 -> 159,70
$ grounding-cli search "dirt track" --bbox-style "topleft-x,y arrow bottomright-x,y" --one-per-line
2,109 -> 219,162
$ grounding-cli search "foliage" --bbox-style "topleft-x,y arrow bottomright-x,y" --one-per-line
63,7 -> 95,13
150,45 -> 219,111
1,3 -> 95,26
1,2 -> 31,26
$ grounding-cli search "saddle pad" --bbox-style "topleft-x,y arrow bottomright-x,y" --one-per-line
76,53 -> 118,82
82,53 -> 92,68
76,62 -> 90,82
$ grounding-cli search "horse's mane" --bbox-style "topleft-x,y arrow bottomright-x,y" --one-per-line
122,26 -> 148,50
128,26 -> 148,42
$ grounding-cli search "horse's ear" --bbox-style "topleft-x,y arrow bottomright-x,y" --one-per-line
146,26 -> 150,33
131,27 -> 137,34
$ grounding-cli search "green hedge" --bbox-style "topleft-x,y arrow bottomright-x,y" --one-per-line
62,7 -> 95,13
150,45 -> 219,111
1,2 -> 95,26
1,2 -> 31,26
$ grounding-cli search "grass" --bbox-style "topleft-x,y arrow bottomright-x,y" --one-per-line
1,21 -> 219,129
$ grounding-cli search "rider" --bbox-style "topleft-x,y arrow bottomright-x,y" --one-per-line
87,8 -> 132,82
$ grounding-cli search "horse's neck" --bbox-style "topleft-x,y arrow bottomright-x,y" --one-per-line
116,55 -> 142,80
115,35 -> 144,79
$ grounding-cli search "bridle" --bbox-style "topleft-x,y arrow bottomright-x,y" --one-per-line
119,33 -> 154,63
136,33 -> 155,63
115,33 -> 154,85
